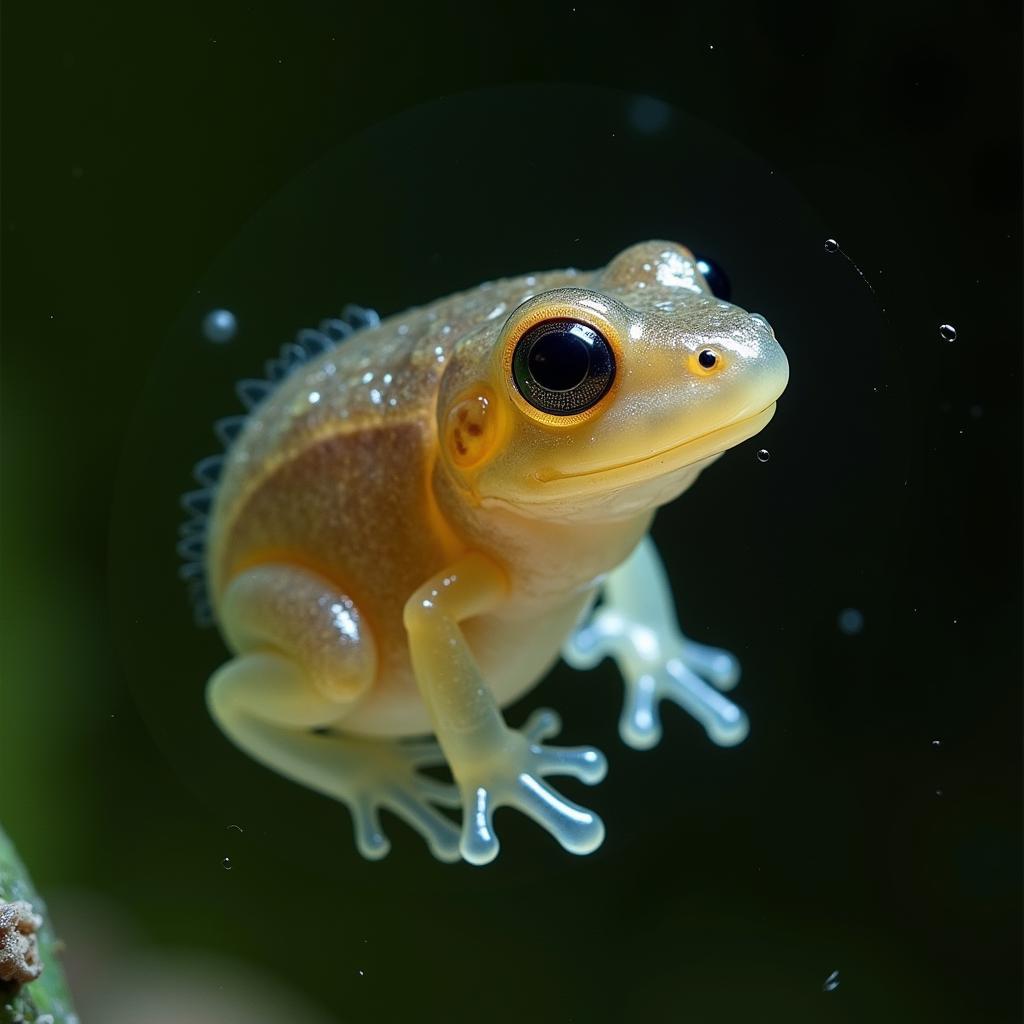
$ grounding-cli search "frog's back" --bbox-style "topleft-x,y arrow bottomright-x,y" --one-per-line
203,266 -> 589,623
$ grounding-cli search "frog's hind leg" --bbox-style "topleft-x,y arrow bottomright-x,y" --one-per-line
206,564 -> 460,862
562,535 -> 749,750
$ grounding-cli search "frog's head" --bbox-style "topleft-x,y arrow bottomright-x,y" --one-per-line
437,240 -> 789,521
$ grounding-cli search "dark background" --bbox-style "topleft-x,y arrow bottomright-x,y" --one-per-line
2,2 -> 1020,1022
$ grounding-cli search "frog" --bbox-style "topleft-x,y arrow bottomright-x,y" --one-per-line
178,240 -> 789,865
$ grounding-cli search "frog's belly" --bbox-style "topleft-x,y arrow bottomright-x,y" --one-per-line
215,422 -> 581,736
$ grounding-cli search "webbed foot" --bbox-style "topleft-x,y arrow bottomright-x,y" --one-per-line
235,717 -> 462,862
456,709 -> 607,866
328,733 -> 462,862
564,606 -> 748,750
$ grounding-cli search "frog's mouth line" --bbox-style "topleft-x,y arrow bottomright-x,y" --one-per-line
533,402 -> 778,485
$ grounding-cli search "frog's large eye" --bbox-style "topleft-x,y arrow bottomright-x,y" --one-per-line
695,255 -> 731,301
511,319 -> 615,416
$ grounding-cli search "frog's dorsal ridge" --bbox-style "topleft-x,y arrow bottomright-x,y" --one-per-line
177,303 -> 381,627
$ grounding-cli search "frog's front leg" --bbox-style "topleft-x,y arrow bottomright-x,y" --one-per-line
563,535 -> 749,750
206,564 -> 461,862
403,554 -> 607,866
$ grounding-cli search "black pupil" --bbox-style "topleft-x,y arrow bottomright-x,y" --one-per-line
528,329 -> 592,391
511,317 -> 615,415
699,350 -> 717,368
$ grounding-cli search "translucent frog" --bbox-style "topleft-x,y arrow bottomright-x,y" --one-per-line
178,240 -> 789,865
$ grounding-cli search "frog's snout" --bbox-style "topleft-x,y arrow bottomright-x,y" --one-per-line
682,309 -> 789,410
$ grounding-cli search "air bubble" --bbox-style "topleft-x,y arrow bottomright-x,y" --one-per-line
939,323 -> 957,342
203,308 -> 237,343
823,970 -> 840,992
756,448 -> 770,463
824,238 -> 839,254
837,608 -> 864,635
931,739 -> 942,749
222,856 -> 232,870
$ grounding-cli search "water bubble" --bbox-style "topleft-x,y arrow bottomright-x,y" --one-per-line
824,238 -> 839,254
756,448 -> 770,463
627,95 -> 673,135
837,608 -> 864,635
222,856 -> 232,870
939,323 -> 957,342
823,970 -> 840,992
931,739 -> 942,749
203,308 -> 238,343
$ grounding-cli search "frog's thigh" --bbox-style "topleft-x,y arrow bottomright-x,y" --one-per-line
211,563 -> 374,721
563,535 -> 749,749
206,564 -> 460,862
404,554 -> 607,865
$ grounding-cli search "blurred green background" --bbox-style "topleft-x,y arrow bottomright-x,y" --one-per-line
2,2 -> 1020,1022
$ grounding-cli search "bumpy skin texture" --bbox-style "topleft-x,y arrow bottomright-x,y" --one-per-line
209,266 -> 588,734
202,240 -> 789,864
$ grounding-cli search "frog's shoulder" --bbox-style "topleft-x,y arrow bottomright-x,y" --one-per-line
177,304 -> 380,626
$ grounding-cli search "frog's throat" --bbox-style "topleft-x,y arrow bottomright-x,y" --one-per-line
533,402 -> 777,487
